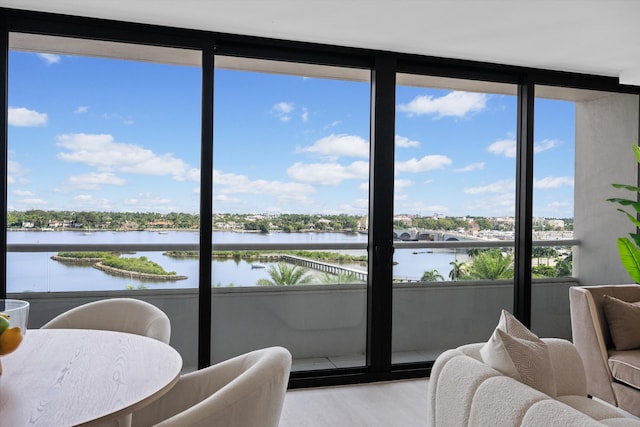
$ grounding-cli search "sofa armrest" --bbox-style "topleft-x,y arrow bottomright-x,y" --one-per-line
427,349 -> 464,427
570,286 -> 618,405
544,338 -> 587,396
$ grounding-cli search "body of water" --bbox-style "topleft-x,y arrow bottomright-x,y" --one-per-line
7,230 -> 467,292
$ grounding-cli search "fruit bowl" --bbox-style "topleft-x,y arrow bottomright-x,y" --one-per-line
0,299 -> 29,374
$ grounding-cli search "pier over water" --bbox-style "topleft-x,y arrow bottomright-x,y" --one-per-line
281,255 -> 367,281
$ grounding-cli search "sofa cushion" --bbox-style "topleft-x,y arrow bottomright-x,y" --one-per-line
608,349 -> 640,390
520,399 -> 606,426
468,376 -> 548,426
601,420 -> 640,426
557,395 -> 627,421
481,310 -> 557,397
603,295 -> 640,350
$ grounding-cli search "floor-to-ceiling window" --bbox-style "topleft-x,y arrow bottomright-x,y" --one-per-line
392,74 -> 517,363
7,33 -> 202,369
211,57 -> 371,370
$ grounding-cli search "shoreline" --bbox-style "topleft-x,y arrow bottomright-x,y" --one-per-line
93,262 -> 188,281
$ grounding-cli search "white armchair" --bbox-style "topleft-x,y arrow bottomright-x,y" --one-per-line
131,346 -> 292,427
41,298 -> 171,344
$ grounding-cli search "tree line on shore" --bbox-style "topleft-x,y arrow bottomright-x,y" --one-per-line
7,210 -> 573,233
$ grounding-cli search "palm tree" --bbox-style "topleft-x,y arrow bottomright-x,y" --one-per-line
421,269 -> 444,282
256,262 -> 312,286
462,249 -> 514,280
448,260 -> 465,280
321,272 -> 363,284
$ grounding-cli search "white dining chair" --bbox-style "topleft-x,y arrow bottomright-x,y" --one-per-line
41,298 -> 171,344
130,346 -> 292,427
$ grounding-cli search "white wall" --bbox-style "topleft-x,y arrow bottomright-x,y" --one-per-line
575,93 -> 639,285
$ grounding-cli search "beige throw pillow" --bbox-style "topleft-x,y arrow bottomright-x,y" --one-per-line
602,295 -> 640,350
480,310 -> 557,397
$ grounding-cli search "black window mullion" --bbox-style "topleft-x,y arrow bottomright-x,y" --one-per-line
514,82 -> 535,327
367,55 -> 396,372
0,20 -> 7,299
198,47 -> 214,369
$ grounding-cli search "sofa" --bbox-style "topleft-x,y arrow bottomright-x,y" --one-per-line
570,285 -> 640,417
428,326 -> 640,425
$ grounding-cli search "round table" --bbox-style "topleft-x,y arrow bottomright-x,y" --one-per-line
0,329 -> 183,426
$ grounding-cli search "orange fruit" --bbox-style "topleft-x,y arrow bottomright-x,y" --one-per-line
0,327 -> 23,355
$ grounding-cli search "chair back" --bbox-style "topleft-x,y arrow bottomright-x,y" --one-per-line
41,298 -> 171,344
132,346 -> 292,427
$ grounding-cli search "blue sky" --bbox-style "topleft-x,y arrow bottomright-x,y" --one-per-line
7,50 -> 575,218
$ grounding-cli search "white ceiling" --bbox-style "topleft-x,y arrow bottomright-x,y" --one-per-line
2,0 -> 640,85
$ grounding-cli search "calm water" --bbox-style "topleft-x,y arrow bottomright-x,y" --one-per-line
7,230 -> 467,292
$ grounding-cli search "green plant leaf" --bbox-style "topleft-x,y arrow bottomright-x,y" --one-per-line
608,198 -> 640,212
633,145 -> 640,163
631,233 -> 640,248
618,209 -> 640,228
618,238 -> 640,283
612,183 -> 640,192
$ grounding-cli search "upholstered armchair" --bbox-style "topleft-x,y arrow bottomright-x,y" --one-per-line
569,285 -> 640,417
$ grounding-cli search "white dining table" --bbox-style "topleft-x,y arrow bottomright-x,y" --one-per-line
0,328 -> 183,426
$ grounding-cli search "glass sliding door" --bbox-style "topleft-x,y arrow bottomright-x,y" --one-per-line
8,33 -> 202,370
212,57 -> 371,370
392,74 -> 517,363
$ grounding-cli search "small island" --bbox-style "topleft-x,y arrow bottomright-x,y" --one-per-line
52,252 -> 187,281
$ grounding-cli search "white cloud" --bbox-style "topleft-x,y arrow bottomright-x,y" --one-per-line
339,198 -> 369,213
424,179 -> 434,184
8,107 -> 48,127
397,91 -> 488,118
38,53 -> 61,65
101,113 -> 135,125
288,161 -> 368,185
17,198 -> 47,206
464,193 -> 514,214
214,169 -> 315,203
72,194 -> 112,210
273,102 -> 294,122
395,179 -> 413,189
56,133 -> 197,181
396,155 -> 452,173
214,194 -> 242,203
534,176 -> 574,189
123,193 -> 175,211
456,162 -> 485,172
324,121 -> 342,130
488,139 -> 516,157
301,107 -> 309,122
67,172 -> 127,190
74,106 -> 89,114
7,159 -> 31,185
13,190 -> 35,197
395,135 -> 420,148
489,138 -> 561,158
396,202 -> 449,215
535,139 -> 559,153
301,134 -> 369,159
464,179 -> 514,194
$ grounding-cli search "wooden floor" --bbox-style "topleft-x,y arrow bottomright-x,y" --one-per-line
279,379 -> 429,427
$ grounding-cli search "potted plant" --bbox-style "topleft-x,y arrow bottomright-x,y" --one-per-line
607,145 -> 640,283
